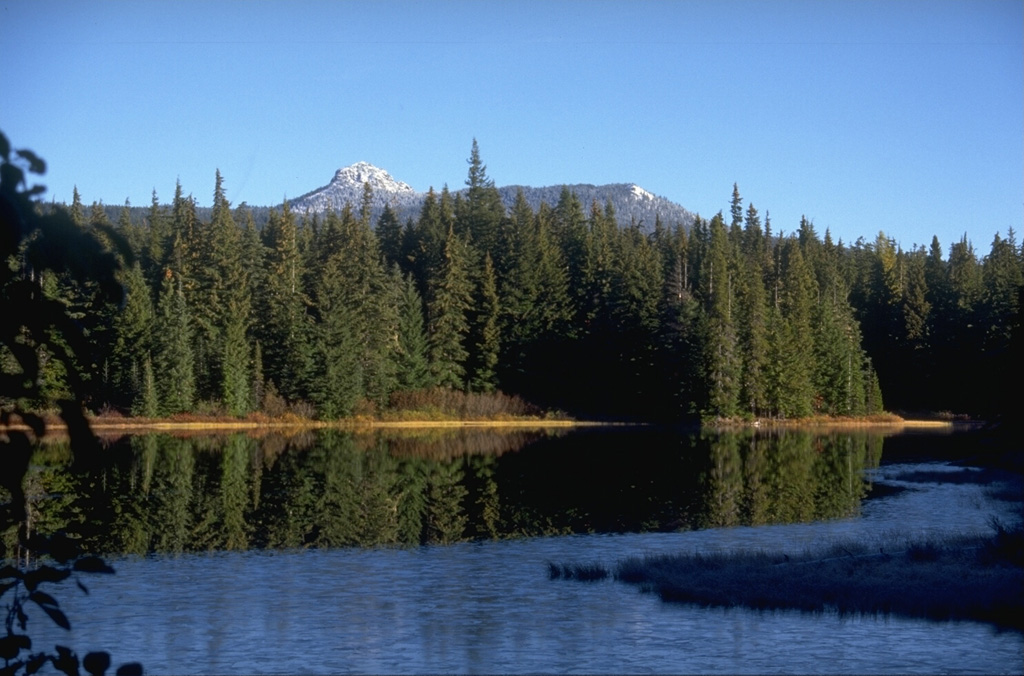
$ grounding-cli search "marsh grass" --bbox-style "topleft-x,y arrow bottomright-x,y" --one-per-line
610,522 -> 1024,630
548,561 -> 610,581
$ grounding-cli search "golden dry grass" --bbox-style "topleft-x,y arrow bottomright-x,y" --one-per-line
1,412 -> 586,442
706,413 -> 969,431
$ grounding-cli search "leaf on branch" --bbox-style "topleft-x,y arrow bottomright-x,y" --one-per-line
28,590 -> 60,609
40,604 -> 71,630
15,150 -> 45,174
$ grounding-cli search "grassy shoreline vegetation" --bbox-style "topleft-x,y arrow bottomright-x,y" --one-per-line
703,412 -> 969,430
611,522 -> 1024,632
0,387 -> 582,440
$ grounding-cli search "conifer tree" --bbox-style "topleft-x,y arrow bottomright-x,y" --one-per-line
260,203 -> 313,402
735,203 -> 770,416
376,203 -> 404,271
310,251 -> 363,418
110,261 -> 154,410
978,231 -> 1023,413
238,204 -> 266,324
729,183 -> 744,245
765,238 -> 816,417
144,189 -> 170,280
408,187 -> 445,296
221,311 -> 250,415
153,271 -> 195,414
133,353 -> 159,418
763,301 -> 788,417
313,205 -> 399,407
553,187 -> 588,333
249,341 -> 265,413
798,216 -> 824,294
811,296 -> 852,415
498,191 -> 544,384
169,181 -> 199,286
459,139 -> 505,258
863,358 -> 884,414
583,199 -> 617,326
395,268 -> 432,390
701,213 -> 740,418
359,241 -> 400,407
810,233 -> 868,416
741,202 -> 766,262
736,255 -> 770,417
608,223 -> 663,412
781,238 -> 817,415
427,226 -> 473,389
657,229 -> 704,418
360,181 -> 373,228
532,202 -> 573,338
982,231 -> 1022,350
901,248 -> 932,364
117,198 -> 145,257
200,170 -> 252,413
70,186 -> 85,226
943,235 -> 985,410
468,252 -> 500,392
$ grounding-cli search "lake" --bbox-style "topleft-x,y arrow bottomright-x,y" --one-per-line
19,426 -> 1024,674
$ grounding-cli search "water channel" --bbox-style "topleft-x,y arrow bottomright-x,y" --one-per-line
19,426 -> 1024,674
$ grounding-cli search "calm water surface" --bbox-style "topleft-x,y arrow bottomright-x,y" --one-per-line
27,428 -> 1024,674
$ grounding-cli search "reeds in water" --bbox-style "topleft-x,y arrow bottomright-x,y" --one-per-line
607,521 -> 1023,630
548,561 -> 610,581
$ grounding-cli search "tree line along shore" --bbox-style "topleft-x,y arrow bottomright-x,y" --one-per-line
5,139 -> 1022,426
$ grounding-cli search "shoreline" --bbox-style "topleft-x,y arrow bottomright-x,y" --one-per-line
0,414 -> 595,440
705,414 -> 969,430
0,412 -> 981,440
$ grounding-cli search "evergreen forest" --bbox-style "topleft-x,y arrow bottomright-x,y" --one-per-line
6,141 -> 1022,422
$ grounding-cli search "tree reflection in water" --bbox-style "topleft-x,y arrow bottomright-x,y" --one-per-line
7,428 -> 882,556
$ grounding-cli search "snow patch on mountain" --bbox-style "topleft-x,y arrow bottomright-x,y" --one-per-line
630,184 -> 655,200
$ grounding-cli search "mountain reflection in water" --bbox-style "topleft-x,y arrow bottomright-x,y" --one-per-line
14,427 -> 883,556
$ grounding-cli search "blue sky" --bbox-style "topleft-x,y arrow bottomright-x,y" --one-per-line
2,0 -> 1020,253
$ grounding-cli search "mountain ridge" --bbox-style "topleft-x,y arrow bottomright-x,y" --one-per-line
287,163 -> 694,232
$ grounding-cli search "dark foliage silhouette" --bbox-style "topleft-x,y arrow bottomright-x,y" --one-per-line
0,131 -> 142,675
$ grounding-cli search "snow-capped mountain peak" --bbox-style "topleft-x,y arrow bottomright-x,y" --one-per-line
291,162 -> 422,214
330,162 -> 417,196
